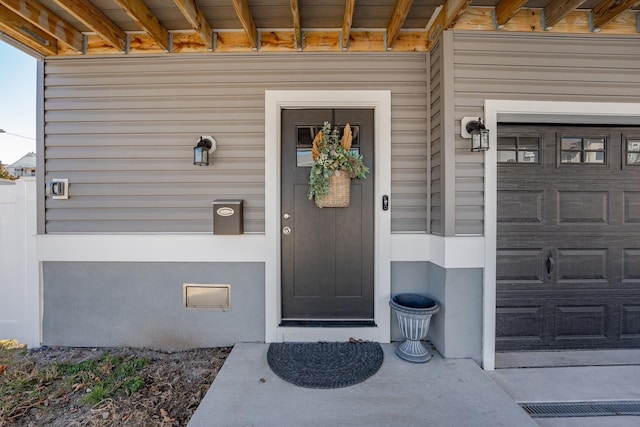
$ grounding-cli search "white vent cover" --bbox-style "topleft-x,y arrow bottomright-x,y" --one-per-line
183,284 -> 231,310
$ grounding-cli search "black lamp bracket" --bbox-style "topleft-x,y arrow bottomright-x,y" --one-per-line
196,135 -> 217,153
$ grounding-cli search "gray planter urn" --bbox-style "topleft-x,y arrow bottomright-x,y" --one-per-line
389,294 -> 440,363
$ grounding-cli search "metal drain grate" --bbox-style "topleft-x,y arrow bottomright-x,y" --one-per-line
520,401 -> 640,418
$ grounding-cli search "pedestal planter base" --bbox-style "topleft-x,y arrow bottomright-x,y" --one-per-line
389,294 -> 440,363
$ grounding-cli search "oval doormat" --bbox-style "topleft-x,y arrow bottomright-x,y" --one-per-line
267,342 -> 384,389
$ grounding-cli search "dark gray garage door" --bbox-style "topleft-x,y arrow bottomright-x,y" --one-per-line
497,125 -> 640,351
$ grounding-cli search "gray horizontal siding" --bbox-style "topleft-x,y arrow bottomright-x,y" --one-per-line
452,31 -> 640,235
44,53 -> 429,233
429,40 -> 442,234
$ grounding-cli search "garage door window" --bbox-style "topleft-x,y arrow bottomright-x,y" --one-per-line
561,137 -> 606,164
627,139 -> 640,165
497,135 -> 541,163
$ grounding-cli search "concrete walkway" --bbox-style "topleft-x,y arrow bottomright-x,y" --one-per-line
489,364 -> 640,427
188,343 -> 537,427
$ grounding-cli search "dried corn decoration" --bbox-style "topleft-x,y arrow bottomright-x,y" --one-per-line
311,130 -> 323,161
341,123 -> 352,151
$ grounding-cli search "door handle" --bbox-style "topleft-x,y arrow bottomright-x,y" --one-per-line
282,226 -> 292,235
546,251 -> 555,278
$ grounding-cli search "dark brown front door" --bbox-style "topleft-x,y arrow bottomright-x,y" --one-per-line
496,124 -> 640,351
281,109 -> 374,321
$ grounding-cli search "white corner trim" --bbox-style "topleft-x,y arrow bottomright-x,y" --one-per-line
264,90 -> 392,344
482,99 -> 640,371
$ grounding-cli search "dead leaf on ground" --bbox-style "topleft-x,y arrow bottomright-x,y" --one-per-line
160,408 -> 176,422
0,364 -> 7,375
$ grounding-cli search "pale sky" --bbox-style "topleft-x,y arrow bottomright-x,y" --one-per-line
0,40 -> 37,165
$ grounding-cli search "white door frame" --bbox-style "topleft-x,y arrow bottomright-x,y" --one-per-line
483,100 -> 640,370
265,90 -> 392,343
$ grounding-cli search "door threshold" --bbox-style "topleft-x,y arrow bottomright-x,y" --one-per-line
279,320 -> 377,328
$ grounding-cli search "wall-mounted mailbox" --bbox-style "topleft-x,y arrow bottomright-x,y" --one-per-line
213,199 -> 243,235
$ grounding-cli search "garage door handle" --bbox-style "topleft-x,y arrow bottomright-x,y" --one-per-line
546,252 -> 555,277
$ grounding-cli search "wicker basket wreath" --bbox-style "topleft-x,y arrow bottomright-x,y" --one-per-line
308,122 -> 369,208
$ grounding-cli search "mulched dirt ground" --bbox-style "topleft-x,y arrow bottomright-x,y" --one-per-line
0,345 -> 231,426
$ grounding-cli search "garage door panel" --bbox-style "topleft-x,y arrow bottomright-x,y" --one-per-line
620,305 -> 640,339
623,249 -> 640,282
496,306 -> 544,342
497,249 -> 544,283
556,249 -> 609,283
554,305 -> 608,340
497,190 -> 543,223
558,191 -> 609,224
624,191 -> 640,223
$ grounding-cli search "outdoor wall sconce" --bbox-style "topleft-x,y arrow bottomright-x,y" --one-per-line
193,135 -> 217,166
461,117 -> 490,152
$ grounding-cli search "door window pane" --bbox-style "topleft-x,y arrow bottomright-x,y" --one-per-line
296,125 -> 322,167
498,151 -> 516,163
498,135 -> 540,164
297,126 -> 318,145
627,139 -> 640,165
296,149 -> 314,167
561,136 -> 607,164
518,151 -> 539,163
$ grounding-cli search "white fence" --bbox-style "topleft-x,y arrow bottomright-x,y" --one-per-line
0,178 -> 39,347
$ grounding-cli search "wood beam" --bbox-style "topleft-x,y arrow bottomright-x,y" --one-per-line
112,0 -> 170,51
53,0 -> 126,51
0,5 -> 57,56
592,0 -> 640,30
173,0 -> 213,50
231,0 -> 258,50
444,0 -> 473,28
455,7 -> 638,35
426,0 -> 471,46
495,0 -> 528,27
342,0 -> 355,50
0,0 -> 83,51
543,0 -> 587,29
386,0 -> 413,48
289,0 -> 301,50
60,30 -> 429,55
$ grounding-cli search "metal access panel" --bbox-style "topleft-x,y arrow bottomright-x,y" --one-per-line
212,199 -> 243,235
183,284 -> 231,310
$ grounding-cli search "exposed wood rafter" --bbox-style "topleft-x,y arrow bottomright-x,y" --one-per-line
0,0 -> 83,52
592,0 -> 640,30
386,0 -> 413,49
444,0 -> 473,28
0,5 -> 57,56
342,0 -> 356,50
544,0 -> 587,29
495,0 -> 528,28
112,0 -> 170,51
289,0 -> 302,50
232,0 -> 258,50
173,0 -> 213,50
53,0 -> 126,52
426,0 -> 471,45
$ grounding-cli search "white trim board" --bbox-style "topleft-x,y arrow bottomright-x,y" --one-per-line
36,233 -> 482,266
482,100 -> 640,371
265,90 -> 392,343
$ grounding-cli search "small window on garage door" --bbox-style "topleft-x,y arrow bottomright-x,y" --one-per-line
626,137 -> 640,166
497,134 -> 542,163
560,136 -> 607,164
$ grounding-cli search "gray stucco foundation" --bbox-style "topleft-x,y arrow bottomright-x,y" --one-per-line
391,262 -> 483,362
43,262 -> 265,349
